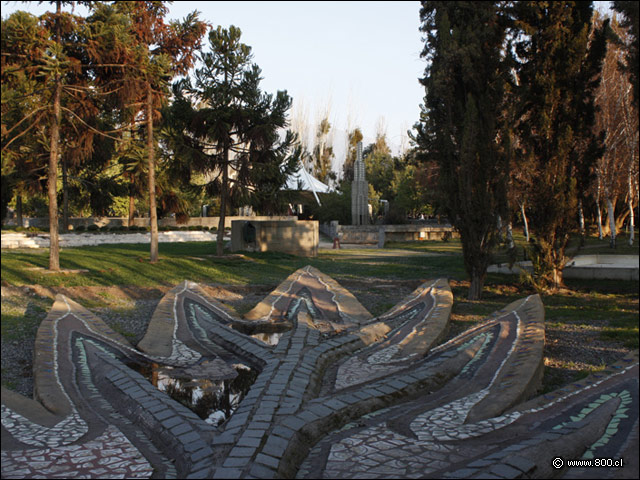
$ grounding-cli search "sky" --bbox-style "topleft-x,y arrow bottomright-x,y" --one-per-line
2,1 -> 426,159
2,1 -> 614,164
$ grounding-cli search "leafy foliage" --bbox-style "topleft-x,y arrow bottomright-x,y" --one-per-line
414,1 -> 510,299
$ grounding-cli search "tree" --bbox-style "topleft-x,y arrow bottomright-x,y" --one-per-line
364,133 -> 395,202
311,117 -> 335,186
165,26 -> 299,256
512,1 -> 608,289
342,127 -> 363,182
594,13 -> 639,247
115,1 -> 207,263
612,2 -> 639,108
414,1 -> 509,300
2,2 -> 133,269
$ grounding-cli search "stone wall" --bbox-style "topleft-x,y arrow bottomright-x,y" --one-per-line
231,220 -> 319,257
6,216 -> 297,230
321,222 -> 458,244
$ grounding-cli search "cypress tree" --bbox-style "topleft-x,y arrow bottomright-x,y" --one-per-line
414,1 -> 509,300
512,1 -> 607,289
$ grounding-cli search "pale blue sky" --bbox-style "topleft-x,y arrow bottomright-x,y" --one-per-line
2,1 -> 425,152
3,1 -> 614,158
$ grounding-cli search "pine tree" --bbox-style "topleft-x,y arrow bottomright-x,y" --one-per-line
165,26 -> 299,256
512,1 -> 607,289
2,2 -> 137,269
114,1 -> 206,263
415,1 -> 509,300
612,1 -> 639,108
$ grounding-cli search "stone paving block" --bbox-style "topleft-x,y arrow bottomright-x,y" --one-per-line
178,431 -> 201,445
223,457 -> 250,468
249,463 -> 276,478
307,403 -> 333,417
503,455 -> 536,473
160,416 -> 182,430
243,429 -> 267,438
262,436 -> 289,459
489,463 -> 525,478
170,423 -> 193,436
184,439 -> 208,453
282,415 -> 306,431
154,409 -> 176,421
255,453 -> 280,470
212,467 -> 243,479
228,446 -> 257,458
272,425 -> 296,440
237,435 -> 262,448
185,469 -> 212,479
190,446 -> 214,463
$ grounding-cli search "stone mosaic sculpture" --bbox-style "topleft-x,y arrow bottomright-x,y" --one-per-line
1,266 -> 638,479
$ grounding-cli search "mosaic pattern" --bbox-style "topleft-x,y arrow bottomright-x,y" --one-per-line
2,266 -> 638,479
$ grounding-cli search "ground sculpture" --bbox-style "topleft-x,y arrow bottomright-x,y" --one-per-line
1,265 -> 637,479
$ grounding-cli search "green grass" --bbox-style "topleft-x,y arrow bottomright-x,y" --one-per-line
1,242 -> 469,287
2,237 -> 638,394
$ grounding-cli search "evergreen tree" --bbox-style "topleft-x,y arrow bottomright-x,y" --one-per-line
311,117 -> 335,186
165,26 -> 298,256
414,1 -> 509,300
612,1 -> 639,108
512,1 -> 607,289
342,127 -> 363,182
2,2 -> 136,269
115,1 -> 206,263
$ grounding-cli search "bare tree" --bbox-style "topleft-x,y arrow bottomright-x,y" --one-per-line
594,13 -> 639,247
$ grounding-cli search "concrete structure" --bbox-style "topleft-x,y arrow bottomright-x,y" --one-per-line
230,220 -> 319,257
3,215 -> 296,231
351,141 -> 369,225
1,231 -> 221,249
488,254 -> 639,281
322,222 -> 458,244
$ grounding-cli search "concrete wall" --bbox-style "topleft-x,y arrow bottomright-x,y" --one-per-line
5,216 -> 297,230
488,255 -> 639,281
1,231 -> 218,249
231,220 -> 319,257
321,222 -> 458,244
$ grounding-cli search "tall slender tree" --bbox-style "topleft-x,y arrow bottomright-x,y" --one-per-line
2,2 -> 131,270
115,1 -> 207,263
414,1 -> 509,300
612,1 -> 639,108
512,1 -> 608,288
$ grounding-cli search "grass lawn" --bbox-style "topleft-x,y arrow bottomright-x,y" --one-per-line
1,232 -> 638,395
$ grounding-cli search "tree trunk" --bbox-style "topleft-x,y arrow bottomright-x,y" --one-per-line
128,189 -> 135,228
578,199 -> 585,242
551,266 -> 563,291
216,145 -> 229,257
468,267 -> 485,300
629,172 -> 635,245
16,194 -> 23,228
607,197 -> 616,248
595,184 -> 604,240
147,84 -> 158,263
48,1 -> 62,271
520,202 -> 530,242
506,222 -> 514,249
62,156 -> 69,232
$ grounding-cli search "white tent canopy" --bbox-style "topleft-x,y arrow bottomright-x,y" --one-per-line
285,163 -> 330,205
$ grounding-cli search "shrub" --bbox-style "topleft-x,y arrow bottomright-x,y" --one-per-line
87,225 -> 99,232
